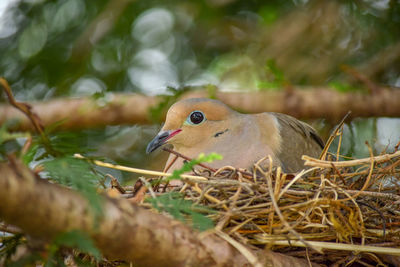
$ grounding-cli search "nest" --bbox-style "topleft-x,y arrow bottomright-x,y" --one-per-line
131,133 -> 400,267
161,148 -> 400,265
90,132 -> 400,266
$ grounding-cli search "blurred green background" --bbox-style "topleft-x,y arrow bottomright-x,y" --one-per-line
0,0 -> 400,182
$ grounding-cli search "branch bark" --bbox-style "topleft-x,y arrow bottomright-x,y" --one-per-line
1,88 -> 399,131
0,159 -> 315,266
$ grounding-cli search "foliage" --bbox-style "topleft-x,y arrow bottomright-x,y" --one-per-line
257,59 -> 287,90
148,86 -> 191,123
52,231 -> 101,259
2,230 -> 102,266
329,81 -> 360,93
0,234 -> 25,263
45,230 -> 102,266
147,152 -> 222,231
147,192 -> 215,232
0,0 -> 399,101
6,255 -> 42,267
0,124 -> 105,264
0,122 -> 30,144
169,152 -> 223,181
42,156 -> 104,217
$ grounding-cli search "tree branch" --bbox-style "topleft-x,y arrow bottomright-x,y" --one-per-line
1,88 -> 399,131
0,159 -> 315,266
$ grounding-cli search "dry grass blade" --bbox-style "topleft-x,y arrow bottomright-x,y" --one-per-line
319,111 -> 351,160
73,153 -> 208,181
303,150 -> 400,168
256,240 -> 400,256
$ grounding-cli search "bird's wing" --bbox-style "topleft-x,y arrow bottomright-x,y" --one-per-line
271,112 -> 324,148
267,112 -> 324,172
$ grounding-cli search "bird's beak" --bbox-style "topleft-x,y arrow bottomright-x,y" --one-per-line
146,129 -> 182,154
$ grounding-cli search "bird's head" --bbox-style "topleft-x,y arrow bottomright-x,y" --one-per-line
146,98 -> 235,153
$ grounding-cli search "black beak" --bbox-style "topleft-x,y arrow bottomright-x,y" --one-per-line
146,130 -> 173,154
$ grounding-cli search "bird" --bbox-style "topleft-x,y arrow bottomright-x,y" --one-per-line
146,98 -> 324,173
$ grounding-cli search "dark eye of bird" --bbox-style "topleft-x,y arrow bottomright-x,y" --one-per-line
190,111 -> 204,124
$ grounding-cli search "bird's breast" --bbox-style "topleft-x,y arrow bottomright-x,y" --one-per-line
170,136 -> 278,171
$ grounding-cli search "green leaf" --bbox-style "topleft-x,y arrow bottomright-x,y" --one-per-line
148,153 -> 221,230
266,59 -> 285,84
258,59 -> 288,90
329,81 -> 359,92
259,5 -> 279,25
48,131 -> 95,155
148,86 -> 191,123
0,123 -> 30,145
206,84 -> 218,99
191,212 -> 214,232
6,254 -> 41,267
52,230 -> 101,260
0,234 -> 25,262
169,152 -> 223,181
22,143 -> 39,165
146,192 -> 215,231
43,157 -> 103,217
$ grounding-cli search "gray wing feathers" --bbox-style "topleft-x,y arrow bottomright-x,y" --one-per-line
271,112 -> 324,172
272,113 -> 324,149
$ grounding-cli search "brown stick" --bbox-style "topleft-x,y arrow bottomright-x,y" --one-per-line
0,78 -> 56,155
0,78 -> 46,138
107,174 -> 126,194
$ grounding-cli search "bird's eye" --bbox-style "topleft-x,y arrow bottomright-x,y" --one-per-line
187,111 -> 206,125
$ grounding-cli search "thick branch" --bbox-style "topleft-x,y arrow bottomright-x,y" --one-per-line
1,88 -> 399,131
0,94 -> 158,131
0,160 -> 314,266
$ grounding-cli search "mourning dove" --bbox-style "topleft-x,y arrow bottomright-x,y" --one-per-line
147,98 -> 324,173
